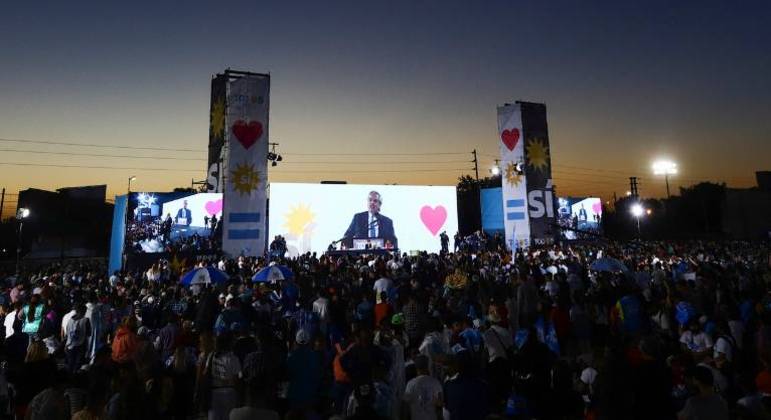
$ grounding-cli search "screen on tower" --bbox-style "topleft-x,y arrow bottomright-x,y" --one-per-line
268,183 -> 458,256
124,192 -> 222,254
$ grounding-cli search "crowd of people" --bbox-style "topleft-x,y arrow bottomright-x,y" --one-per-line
126,220 -> 221,255
0,238 -> 769,420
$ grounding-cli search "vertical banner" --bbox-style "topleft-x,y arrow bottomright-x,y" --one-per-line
521,102 -> 556,244
207,74 -> 228,192
107,194 -> 128,275
223,75 -> 269,256
497,104 -> 531,250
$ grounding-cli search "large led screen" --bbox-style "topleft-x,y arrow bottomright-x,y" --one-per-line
125,192 -> 222,253
557,196 -> 603,239
269,183 -> 458,256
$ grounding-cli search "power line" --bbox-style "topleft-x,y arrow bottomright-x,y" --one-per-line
0,137 -> 205,153
0,161 -> 472,174
270,168 -> 473,173
279,160 -> 473,165
0,148 -> 207,161
0,147 -> 478,164
553,178 -> 629,186
282,152 -> 470,156
0,162 -> 201,172
551,169 -> 634,181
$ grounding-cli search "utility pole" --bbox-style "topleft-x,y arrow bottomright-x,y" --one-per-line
472,149 -> 479,181
629,177 -> 639,199
0,188 -> 4,221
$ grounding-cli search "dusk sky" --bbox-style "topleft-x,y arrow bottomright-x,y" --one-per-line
1,0 -> 769,216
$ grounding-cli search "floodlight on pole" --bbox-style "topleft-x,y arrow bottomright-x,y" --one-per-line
631,203 -> 644,237
16,208 -> 30,219
652,160 -> 677,198
128,176 -> 137,192
16,207 -> 30,274
124,176 -> 137,272
491,159 -> 501,176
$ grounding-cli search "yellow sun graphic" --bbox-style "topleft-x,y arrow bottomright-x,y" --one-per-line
230,162 -> 261,196
526,138 -> 550,171
504,162 -> 523,187
168,254 -> 187,275
284,203 -> 315,236
210,97 -> 225,139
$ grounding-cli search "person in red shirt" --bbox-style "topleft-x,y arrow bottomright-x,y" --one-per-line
374,292 -> 391,328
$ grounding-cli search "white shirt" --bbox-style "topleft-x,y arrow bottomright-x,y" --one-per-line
404,374 -> 443,420
4,310 -> 17,338
60,310 -> 76,340
714,336 -> 734,362
680,330 -> 713,353
373,277 -> 392,303
65,316 -> 89,350
312,297 -> 329,321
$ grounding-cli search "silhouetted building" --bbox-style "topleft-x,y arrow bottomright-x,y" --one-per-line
722,171 -> 771,239
757,171 -> 771,193
16,186 -> 113,259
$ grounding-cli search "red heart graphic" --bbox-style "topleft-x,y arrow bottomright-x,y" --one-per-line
501,128 -> 520,151
232,120 -> 263,149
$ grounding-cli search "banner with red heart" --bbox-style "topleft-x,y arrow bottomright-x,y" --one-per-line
501,128 -> 520,151
232,120 -> 263,149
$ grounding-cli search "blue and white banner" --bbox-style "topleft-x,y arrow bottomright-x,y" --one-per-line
497,104 -> 530,249
222,75 -> 269,257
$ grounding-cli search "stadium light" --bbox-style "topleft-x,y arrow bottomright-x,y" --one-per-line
16,207 -> 30,274
128,176 -> 137,194
16,208 -> 30,219
631,204 -> 644,217
630,203 -> 644,237
625,191 -> 632,196
491,160 -> 501,176
652,160 -> 677,198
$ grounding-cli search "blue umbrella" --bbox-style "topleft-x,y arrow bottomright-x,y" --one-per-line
589,257 -> 629,273
252,265 -> 294,283
180,266 -> 229,286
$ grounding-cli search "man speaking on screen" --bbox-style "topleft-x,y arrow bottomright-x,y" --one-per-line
344,191 -> 397,249
175,200 -> 192,227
